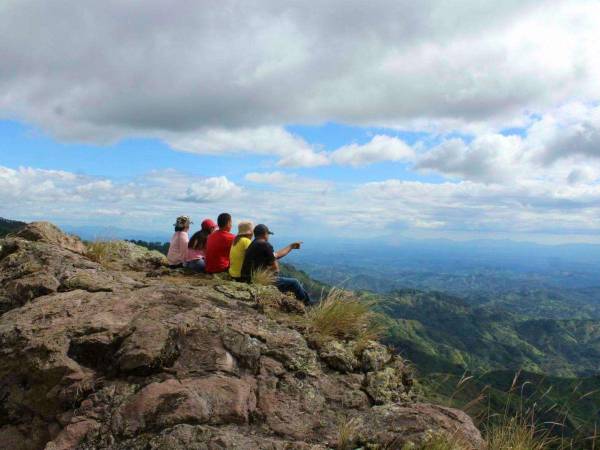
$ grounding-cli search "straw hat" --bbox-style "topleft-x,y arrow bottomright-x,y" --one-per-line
237,221 -> 254,235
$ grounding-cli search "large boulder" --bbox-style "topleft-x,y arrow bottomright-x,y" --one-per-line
0,223 -> 484,450
360,403 -> 486,449
0,230 -> 141,315
87,240 -> 167,272
12,222 -> 87,254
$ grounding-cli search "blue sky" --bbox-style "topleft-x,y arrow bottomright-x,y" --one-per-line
0,120 -> 434,185
1,0 -> 600,244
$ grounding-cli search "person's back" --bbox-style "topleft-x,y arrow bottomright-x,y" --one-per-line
241,224 -> 311,305
229,221 -> 254,279
184,218 -> 216,272
240,237 -> 275,281
167,216 -> 191,268
167,231 -> 189,266
204,213 -> 235,273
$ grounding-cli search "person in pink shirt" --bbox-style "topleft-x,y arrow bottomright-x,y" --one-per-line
184,218 -> 216,272
167,216 -> 191,268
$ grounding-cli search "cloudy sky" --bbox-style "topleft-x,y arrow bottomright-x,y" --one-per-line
1,0 -> 600,243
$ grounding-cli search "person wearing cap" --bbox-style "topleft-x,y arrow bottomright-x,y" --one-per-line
228,220 -> 254,280
184,218 -> 217,272
204,212 -> 235,274
167,216 -> 192,268
241,224 -> 311,304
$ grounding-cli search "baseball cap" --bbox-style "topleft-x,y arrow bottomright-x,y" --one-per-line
254,224 -> 274,237
201,218 -> 217,231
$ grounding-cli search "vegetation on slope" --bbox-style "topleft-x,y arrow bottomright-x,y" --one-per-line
0,217 -> 26,237
374,289 -> 600,377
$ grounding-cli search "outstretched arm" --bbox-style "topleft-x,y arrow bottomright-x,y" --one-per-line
275,242 -> 302,259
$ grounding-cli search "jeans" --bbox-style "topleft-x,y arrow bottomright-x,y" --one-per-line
184,259 -> 206,273
275,276 -> 312,305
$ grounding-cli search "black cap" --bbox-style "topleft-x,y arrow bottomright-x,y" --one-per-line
254,224 -> 274,237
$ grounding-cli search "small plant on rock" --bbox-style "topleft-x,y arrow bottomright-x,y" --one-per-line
305,288 -> 382,342
86,240 -> 125,265
251,267 -> 277,286
485,416 -> 556,450
336,416 -> 361,450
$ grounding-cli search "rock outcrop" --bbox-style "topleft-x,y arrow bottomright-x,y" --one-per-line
0,223 -> 484,450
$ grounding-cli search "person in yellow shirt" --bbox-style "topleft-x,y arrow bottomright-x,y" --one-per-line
229,221 -> 254,280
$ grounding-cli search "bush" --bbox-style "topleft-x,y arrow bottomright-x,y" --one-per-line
305,288 -> 382,341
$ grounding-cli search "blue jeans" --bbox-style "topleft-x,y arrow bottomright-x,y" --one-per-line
276,276 -> 311,305
184,259 -> 206,273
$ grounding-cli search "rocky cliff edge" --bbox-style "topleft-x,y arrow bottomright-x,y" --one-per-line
0,222 -> 484,450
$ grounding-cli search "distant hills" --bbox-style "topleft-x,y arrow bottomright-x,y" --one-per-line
0,217 -> 26,237
373,288 -> 600,377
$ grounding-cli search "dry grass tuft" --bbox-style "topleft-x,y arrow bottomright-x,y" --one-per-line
410,432 -> 469,450
336,416 -> 361,450
485,417 -> 556,450
251,267 -> 277,286
305,288 -> 382,341
86,240 -> 125,265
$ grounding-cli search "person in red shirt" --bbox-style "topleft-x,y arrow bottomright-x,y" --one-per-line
204,212 -> 235,273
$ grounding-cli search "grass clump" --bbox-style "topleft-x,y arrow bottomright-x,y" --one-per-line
485,417 -> 556,450
305,288 -> 382,341
336,416 -> 361,450
251,267 -> 277,286
407,432 -> 468,450
86,240 -> 126,265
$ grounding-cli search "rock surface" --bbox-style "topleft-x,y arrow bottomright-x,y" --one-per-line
0,223 -> 485,450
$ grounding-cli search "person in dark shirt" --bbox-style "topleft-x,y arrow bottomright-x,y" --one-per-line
241,224 -> 311,304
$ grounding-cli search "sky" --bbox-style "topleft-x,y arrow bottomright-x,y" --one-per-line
1,0 -> 600,244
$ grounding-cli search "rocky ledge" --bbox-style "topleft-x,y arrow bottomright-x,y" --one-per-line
0,223 -> 484,449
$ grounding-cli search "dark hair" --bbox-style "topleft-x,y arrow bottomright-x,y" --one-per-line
217,213 -> 231,228
174,225 -> 185,232
188,229 -> 211,250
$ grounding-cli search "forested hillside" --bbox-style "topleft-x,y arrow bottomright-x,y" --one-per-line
374,289 -> 600,377
0,217 -> 26,237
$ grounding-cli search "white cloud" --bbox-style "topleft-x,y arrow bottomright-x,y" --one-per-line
168,127 -> 329,168
330,135 -> 415,167
0,166 -> 242,228
245,171 -> 332,193
3,163 -> 600,241
1,0 -> 599,163
179,177 -> 241,203
415,103 -> 600,185
2,2 -> 600,241
245,171 -> 296,185
417,134 -> 524,183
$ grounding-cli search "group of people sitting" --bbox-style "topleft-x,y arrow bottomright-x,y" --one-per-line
166,213 -> 312,305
